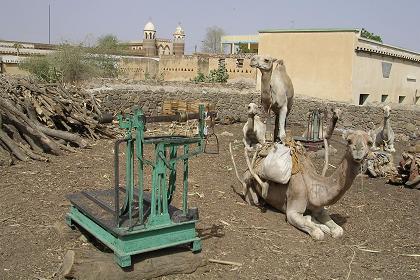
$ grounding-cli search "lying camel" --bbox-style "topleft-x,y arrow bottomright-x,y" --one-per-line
231,130 -> 372,240
370,105 -> 395,153
250,55 -> 294,142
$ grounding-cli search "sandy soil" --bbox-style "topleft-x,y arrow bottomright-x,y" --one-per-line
0,123 -> 419,280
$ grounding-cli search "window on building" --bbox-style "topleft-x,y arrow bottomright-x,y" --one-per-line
236,58 -> 244,68
381,94 -> 388,103
381,62 -> 392,78
359,94 -> 369,105
398,95 -> 406,103
407,76 -> 416,82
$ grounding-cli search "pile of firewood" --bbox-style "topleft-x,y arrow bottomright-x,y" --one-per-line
0,75 -> 114,165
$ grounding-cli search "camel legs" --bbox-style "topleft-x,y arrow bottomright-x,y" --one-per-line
275,106 -> 288,142
286,176 -> 325,240
274,113 -> 279,142
312,207 -> 343,238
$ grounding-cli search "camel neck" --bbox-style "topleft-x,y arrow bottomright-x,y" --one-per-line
321,151 -> 361,205
383,116 -> 390,134
260,70 -> 272,98
247,114 -> 255,129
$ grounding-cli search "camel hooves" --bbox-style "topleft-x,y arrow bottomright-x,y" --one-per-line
331,227 -> 344,238
310,228 -> 325,240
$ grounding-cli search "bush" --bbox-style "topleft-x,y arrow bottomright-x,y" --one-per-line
191,65 -> 229,83
192,72 -> 206,83
20,56 -> 62,83
20,43 -> 119,84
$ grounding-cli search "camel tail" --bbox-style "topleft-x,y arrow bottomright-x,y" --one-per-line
229,142 -> 245,186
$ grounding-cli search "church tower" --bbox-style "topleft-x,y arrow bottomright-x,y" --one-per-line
173,24 -> 185,56
143,21 -> 157,57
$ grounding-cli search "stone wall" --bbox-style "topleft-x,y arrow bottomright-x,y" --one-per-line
94,82 -> 419,137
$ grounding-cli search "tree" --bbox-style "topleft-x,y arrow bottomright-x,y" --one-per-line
95,34 -> 121,53
20,42 -> 119,84
238,43 -> 255,54
360,28 -> 383,43
201,26 -> 225,53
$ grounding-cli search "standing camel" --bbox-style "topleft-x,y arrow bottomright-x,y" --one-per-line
231,130 -> 373,240
250,55 -> 294,142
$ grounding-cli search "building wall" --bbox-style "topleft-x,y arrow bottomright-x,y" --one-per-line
257,31 -> 357,102
1,63 -> 28,75
352,38 -> 420,105
95,82 -> 420,137
159,55 -> 198,81
118,57 -> 159,80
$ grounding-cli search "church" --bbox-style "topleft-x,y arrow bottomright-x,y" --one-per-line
123,21 -> 185,57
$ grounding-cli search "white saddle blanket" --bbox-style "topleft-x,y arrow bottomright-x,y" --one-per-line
261,143 -> 292,184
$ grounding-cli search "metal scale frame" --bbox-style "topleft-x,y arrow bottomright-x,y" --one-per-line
293,109 -> 325,151
66,105 -> 210,267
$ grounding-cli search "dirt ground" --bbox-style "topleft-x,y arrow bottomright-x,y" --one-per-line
0,123 -> 419,280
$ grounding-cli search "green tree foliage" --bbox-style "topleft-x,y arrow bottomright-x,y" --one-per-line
20,38 -> 120,83
192,64 -> 229,83
192,72 -> 206,83
54,44 -> 97,83
360,28 -> 383,43
201,26 -> 225,53
19,56 -> 62,83
237,44 -> 255,54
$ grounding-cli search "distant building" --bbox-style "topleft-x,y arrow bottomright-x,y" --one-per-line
123,21 -> 185,57
221,34 -> 259,54
256,28 -> 420,105
0,40 -> 56,75
223,28 -> 420,105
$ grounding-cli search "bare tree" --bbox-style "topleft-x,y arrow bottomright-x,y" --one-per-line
201,26 -> 225,53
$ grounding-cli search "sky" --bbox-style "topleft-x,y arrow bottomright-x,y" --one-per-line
1,0 -> 419,53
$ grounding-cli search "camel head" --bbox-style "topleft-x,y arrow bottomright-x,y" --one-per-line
342,130 -> 373,163
383,105 -> 391,118
332,108 -> 342,120
247,102 -> 259,116
250,55 -> 280,71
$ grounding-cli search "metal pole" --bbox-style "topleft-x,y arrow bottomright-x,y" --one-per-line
48,4 -> 51,44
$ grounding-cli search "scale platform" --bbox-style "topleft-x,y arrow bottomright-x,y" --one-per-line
66,188 -> 201,267
66,106 -> 208,267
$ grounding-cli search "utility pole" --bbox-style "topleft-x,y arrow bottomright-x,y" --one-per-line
48,4 -> 51,44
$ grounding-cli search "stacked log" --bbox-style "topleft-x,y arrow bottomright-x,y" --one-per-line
0,75 -> 114,165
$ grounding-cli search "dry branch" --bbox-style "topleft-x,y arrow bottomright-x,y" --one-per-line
0,74 -> 114,165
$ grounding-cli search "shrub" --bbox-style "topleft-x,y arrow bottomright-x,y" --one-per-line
191,65 -> 229,83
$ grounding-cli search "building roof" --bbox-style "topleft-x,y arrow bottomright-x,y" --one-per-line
174,24 -> 185,35
221,34 -> 259,44
258,28 -> 360,33
144,21 -> 156,31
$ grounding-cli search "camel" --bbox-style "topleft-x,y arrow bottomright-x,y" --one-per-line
370,105 -> 395,153
230,130 -> 373,240
250,55 -> 294,142
243,103 -> 266,151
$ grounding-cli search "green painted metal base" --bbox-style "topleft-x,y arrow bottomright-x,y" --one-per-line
66,206 -> 201,267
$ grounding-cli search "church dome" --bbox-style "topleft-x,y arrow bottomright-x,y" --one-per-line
174,24 -> 184,35
144,21 -> 156,31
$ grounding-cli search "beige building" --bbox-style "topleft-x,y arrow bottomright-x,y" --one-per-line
123,21 -> 185,57
257,28 -> 420,105
0,40 -> 56,75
